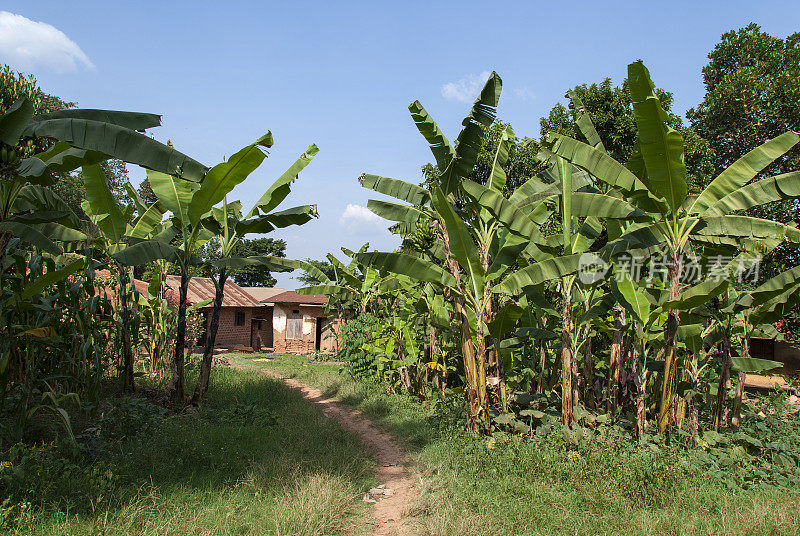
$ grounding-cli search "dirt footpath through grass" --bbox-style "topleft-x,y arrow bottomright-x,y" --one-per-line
233,362 -> 417,536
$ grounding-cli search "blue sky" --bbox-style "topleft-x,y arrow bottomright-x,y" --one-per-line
2,1 -> 799,288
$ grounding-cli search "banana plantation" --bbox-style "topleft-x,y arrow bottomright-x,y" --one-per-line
303,62 -> 800,444
1,13 -> 800,535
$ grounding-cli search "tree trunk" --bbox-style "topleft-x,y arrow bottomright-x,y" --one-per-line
536,317 -> 548,394
676,365 -> 689,430
632,345 -> 648,441
713,329 -> 733,432
582,336 -> 595,410
658,252 -> 683,437
167,270 -> 189,404
608,304 -> 626,414
474,311 -> 490,431
118,267 -> 135,392
730,337 -> 749,430
456,299 -> 481,430
439,222 -> 484,432
561,281 -> 573,426
191,267 -> 227,405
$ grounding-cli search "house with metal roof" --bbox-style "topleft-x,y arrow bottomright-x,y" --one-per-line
159,278 -> 337,354
256,290 -> 338,354
164,276 -> 275,351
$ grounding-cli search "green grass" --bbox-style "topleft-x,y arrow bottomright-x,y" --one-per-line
7,365 -> 375,536
238,353 -> 800,536
8,353 -> 799,536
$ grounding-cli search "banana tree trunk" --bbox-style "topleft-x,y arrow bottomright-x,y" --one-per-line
192,267 -> 228,405
167,269 -> 189,403
474,294 -> 490,431
730,336 -> 750,430
455,298 -> 481,430
536,317 -> 548,394
608,304 -> 626,414
713,328 -> 733,432
582,336 -> 595,410
561,281 -> 573,426
676,366 -> 689,430
440,221 -> 486,432
632,344 -> 648,441
429,323 -> 445,392
658,252 -> 684,437
118,266 -> 135,392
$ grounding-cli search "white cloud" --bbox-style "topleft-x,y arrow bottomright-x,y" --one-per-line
0,11 -> 94,73
441,70 -> 491,103
514,87 -> 536,101
339,204 -> 384,228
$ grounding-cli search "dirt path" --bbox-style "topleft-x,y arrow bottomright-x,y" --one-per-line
237,364 -> 416,535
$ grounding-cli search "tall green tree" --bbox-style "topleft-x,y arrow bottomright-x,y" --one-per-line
228,237 -> 287,287
541,78 -> 715,194
688,24 -> 800,177
688,24 -> 800,285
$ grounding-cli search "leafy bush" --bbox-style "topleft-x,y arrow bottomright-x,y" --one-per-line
337,314 -> 381,379
97,396 -> 168,442
0,394 -> 170,526
0,441 -> 117,511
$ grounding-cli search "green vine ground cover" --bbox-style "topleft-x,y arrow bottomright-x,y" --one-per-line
1,365 -> 374,536
238,353 -> 800,536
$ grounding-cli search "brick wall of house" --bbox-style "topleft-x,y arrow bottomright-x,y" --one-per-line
318,317 -> 339,353
204,306 -> 273,348
209,308 -> 251,347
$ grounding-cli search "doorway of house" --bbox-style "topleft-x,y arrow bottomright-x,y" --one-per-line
250,319 -> 263,350
315,317 -> 323,352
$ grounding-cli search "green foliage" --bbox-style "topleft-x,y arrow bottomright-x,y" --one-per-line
541,77 -> 715,193
422,120 -> 545,194
338,314 -> 381,379
0,255 -> 113,446
0,441 -> 117,514
688,23 -> 800,339
229,237 -> 287,287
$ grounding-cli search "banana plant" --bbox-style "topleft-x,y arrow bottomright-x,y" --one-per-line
190,142 -> 320,405
545,61 -> 800,435
297,244 -> 407,319
354,73 -> 509,430
138,263 -> 171,374
113,169 -> 209,402
719,265 -> 800,429
81,163 -> 170,390
114,132 -> 275,402
0,98 -> 98,267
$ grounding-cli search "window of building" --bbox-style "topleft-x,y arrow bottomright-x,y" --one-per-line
235,311 -> 245,326
287,311 -> 302,339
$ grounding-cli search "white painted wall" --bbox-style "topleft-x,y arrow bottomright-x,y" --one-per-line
274,305 -> 287,333
302,315 -> 314,335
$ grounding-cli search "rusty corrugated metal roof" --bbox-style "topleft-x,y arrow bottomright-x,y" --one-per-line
95,269 -> 150,297
264,290 -> 328,305
240,287 -> 286,303
165,275 -> 262,308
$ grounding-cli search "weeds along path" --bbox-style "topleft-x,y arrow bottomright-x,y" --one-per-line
235,363 -> 416,536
